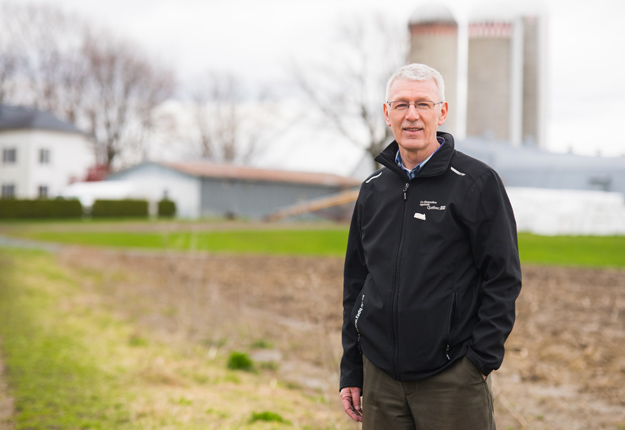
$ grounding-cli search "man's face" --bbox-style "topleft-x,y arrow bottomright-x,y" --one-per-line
383,78 -> 448,158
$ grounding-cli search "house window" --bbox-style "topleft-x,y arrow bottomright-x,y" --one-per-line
38,185 -> 49,199
2,148 -> 16,164
1,184 -> 15,198
39,148 -> 50,164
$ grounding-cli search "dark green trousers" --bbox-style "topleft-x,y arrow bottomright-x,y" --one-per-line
362,355 -> 496,430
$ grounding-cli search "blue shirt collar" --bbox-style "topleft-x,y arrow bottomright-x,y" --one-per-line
395,136 -> 445,179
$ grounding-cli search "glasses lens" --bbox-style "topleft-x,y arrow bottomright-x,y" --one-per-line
389,101 -> 435,111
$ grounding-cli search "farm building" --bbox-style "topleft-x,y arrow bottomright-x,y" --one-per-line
105,161 -> 361,219
456,138 -> 625,235
0,105 -> 95,199
350,138 -> 625,235
456,138 -> 625,195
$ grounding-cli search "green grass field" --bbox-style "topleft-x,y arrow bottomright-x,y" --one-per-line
2,220 -> 625,268
12,229 -> 350,256
0,249 -> 133,428
0,248 -> 345,429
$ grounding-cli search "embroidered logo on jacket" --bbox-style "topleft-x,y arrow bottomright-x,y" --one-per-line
420,200 -> 446,211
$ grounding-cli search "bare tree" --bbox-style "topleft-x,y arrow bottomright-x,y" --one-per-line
0,50 -> 19,104
193,72 -> 238,161
0,3 -> 87,112
191,71 -> 282,164
80,31 -> 175,168
0,2 -> 175,170
291,12 -> 408,162
0,5 -> 21,105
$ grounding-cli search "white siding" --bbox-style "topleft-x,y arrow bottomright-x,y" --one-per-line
0,129 -> 94,199
108,164 -> 201,218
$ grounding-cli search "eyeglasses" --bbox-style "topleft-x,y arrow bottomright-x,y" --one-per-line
387,101 -> 444,112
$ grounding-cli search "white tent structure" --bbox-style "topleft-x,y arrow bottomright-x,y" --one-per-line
59,181 -> 141,209
507,188 -> 625,236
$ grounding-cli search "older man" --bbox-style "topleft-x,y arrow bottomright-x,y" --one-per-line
339,63 -> 522,429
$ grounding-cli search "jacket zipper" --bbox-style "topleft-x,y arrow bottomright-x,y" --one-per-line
391,182 -> 410,378
445,292 -> 458,360
355,294 -> 365,353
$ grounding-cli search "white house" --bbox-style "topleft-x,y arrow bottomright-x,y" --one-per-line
0,105 -> 95,199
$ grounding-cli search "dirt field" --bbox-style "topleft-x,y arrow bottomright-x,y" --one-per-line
48,247 -> 625,429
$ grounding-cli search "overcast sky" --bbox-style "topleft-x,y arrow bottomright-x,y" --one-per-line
3,0 -> 625,171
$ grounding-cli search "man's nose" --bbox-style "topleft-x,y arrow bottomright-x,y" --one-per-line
405,104 -> 420,120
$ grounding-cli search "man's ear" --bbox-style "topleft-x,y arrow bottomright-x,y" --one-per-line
383,102 -> 391,126
438,101 -> 448,126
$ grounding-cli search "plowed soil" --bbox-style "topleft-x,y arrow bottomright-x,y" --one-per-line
35,247 -> 625,428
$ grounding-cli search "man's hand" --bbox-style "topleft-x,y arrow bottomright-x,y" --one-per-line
340,387 -> 363,422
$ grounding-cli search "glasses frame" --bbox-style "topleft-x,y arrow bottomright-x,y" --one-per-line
386,100 -> 444,112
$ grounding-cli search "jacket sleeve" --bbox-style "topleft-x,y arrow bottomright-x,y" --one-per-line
462,170 -> 522,376
339,194 -> 369,391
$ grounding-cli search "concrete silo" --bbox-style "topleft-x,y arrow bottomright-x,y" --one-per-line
408,3 -> 459,136
466,5 -> 545,147
466,8 -> 520,144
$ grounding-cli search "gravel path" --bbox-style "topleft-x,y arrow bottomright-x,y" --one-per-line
0,234 -> 60,252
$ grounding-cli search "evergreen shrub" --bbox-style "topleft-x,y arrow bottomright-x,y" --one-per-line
91,199 -> 148,218
157,199 -> 176,217
0,198 -> 83,219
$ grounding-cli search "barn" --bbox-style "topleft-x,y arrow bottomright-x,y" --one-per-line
106,161 -> 361,219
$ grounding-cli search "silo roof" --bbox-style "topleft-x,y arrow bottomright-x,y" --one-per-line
409,3 -> 457,25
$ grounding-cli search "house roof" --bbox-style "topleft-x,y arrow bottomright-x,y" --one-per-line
159,161 -> 362,188
0,105 -> 85,134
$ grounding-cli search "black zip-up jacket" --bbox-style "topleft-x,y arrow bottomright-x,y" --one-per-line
340,132 -> 522,391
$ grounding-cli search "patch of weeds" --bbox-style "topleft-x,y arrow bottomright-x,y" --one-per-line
174,397 -> 193,406
250,411 -> 291,425
162,306 -> 178,317
251,339 -> 273,349
227,351 -> 254,372
307,394 -> 329,405
206,408 -> 230,419
129,333 -> 148,347
222,373 -> 241,384
201,337 -> 227,349
192,373 -> 211,384
283,380 -> 303,390
259,361 -> 280,371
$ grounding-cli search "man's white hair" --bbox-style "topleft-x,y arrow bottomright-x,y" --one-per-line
385,63 -> 446,102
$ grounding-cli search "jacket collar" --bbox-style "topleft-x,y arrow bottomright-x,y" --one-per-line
375,131 -> 455,180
